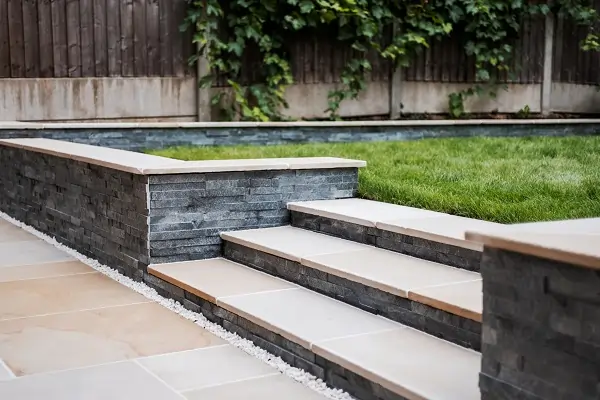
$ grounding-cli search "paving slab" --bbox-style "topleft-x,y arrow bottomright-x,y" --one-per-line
222,226 -> 368,262
0,273 -> 149,320
288,198 -> 441,227
0,361 -> 182,400
149,258 -> 296,303
408,280 -> 483,322
313,328 -> 481,400
183,374 -> 328,400
0,260 -> 94,283
219,288 -> 399,349
303,248 -> 481,298
138,345 -> 278,392
0,240 -> 75,268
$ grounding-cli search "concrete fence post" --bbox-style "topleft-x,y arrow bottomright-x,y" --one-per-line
541,13 -> 555,116
197,42 -> 212,122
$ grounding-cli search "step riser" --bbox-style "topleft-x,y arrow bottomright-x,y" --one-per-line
291,210 -> 482,272
145,272 -> 410,400
223,241 -> 481,351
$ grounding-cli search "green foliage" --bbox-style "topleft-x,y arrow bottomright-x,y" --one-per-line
183,0 -> 600,121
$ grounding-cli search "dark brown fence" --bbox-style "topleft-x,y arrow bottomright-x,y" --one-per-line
553,14 -> 600,84
0,1 -> 598,87
0,0 -> 193,79
405,16 -> 545,84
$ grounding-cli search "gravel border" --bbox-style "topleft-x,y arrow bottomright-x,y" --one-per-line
0,210 -> 354,400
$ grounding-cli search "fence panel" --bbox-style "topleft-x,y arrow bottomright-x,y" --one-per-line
404,16 -> 544,84
553,3 -> 600,85
0,0 -> 192,79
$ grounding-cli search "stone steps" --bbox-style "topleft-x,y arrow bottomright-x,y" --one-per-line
288,198 -> 506,272
148,258 -> 481,400
221,226 -> 482,350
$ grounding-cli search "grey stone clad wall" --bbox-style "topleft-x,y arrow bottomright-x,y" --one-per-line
291,211 -> 481,272
223,241 -> 481,350
480,248 -> 600,400
144,272 -> 408,400
148,168 -> 358,264
1,122 -> 599,151
0,146 -> 149,280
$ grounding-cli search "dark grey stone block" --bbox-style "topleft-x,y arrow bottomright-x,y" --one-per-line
480,248 -> 600,400
291,211 -> 481,271
147,168 -> 359,264
0,146 -> 149,280
222,240 -> 481,350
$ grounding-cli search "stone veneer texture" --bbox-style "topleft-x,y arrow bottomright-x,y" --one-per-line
2,122 -> 600,151
480,248 -> 600,400
291,211 -> 481,272
0,145 -> 149,280
223,241 -> 481,350
148,168 -> 358,264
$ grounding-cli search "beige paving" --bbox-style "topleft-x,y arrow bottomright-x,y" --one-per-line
221,226 -> 368,262
219,288 -> 399,349
138,345 -> 278,391
0,223 -> 39,243
288,198 -> 441,227
0,302 -> 226,376
149,258 -> 296,302
409,280 -> 483,322
0,361 -> 183,400
312,328 -> 481,400
0,260 -> 94,283
466,230 -> 600,270
0,272 -> 149,320
0,219 -> 325,399
302,248 -> 481,298
377,215 -> 505,251
0,359 -> 14,380
0,240 -> 75,267
511,217 -> 600,235
183,374 -> 328,400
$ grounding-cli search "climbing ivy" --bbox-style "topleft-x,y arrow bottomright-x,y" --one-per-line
183,0 -> 600,121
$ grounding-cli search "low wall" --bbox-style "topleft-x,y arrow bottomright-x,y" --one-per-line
1,120 -> 599,151
0,138 -> 363,280
467,230 -> 600,400
0,145 -> 150,280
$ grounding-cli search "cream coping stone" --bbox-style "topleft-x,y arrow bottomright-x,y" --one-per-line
288,198 -> 502,250
0,138 -> 365,175
465,229 -> 600,271
1,118 -> 600,130
221,227 -> 482,320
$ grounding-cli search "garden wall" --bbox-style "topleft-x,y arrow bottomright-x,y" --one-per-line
1,120 -> 599,152
0,138 -> 363,280
467,230 -> 600,400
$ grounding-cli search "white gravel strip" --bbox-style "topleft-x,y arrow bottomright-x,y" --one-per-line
0,211 -> 354,400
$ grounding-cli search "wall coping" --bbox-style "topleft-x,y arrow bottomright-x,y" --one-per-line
465,228 -> 600,270
0,138 -> 366,174
1,118 -> 600,130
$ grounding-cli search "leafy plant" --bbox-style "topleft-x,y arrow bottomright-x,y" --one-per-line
183,0 -> 600,121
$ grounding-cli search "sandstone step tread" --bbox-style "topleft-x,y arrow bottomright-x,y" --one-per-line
221,226 -> 482,321
148,258 -> 480,400
288,198 -> 505,250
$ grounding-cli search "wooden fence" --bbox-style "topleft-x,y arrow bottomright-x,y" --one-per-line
0,0 -> 193,78
1,0 -> 599,120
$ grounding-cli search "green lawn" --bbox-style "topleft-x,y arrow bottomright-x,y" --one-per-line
148,136 -> 600,224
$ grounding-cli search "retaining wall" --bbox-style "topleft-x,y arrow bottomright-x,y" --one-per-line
0,120 -> 599,151
0,138 -> 363,280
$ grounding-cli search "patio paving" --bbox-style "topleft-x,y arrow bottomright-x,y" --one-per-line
0,220 -> 327,399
